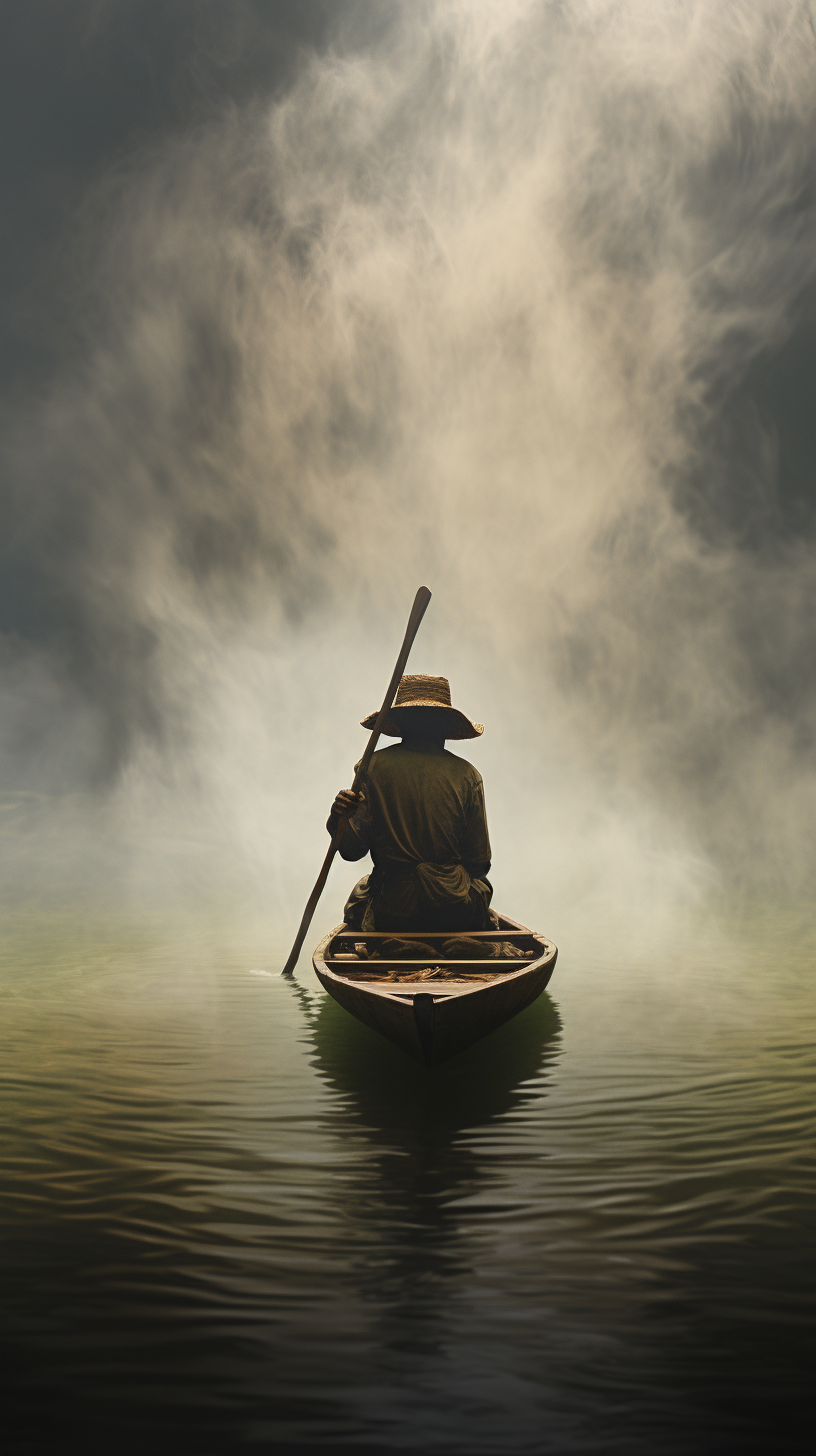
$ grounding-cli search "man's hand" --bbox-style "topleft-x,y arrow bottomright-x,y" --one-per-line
331,788 -> 365,820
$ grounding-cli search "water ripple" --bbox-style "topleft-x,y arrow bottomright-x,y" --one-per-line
1,924 -> 813,1453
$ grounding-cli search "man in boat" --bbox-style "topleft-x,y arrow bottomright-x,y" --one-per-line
327,674 -> 493,933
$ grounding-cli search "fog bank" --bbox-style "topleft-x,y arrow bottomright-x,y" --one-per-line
3,0 -> 816,937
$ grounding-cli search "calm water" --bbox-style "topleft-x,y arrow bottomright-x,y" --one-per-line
1,907 -> 813,1454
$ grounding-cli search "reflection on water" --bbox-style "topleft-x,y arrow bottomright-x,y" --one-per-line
307,992 -> 562,1360
310,984 -> 561,1131
0,913 -> 813,1454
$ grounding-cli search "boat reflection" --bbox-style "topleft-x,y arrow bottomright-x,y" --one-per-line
308,986 -> 562,1138
301,988 -> 563,1363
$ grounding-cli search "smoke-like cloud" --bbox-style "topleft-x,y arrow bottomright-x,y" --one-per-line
3,0 -> 816,929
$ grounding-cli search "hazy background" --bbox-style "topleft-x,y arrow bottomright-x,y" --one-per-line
3,0 -> 816,947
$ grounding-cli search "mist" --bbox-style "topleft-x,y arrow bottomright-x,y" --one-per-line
3,0 -> 816,941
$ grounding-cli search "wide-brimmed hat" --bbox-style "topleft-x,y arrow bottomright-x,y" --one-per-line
361,674 -> 484,740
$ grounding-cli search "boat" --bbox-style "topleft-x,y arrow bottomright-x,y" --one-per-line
312,914 -> 557,1066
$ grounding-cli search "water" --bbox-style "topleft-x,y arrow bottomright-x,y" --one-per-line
1,907 -> 813,1454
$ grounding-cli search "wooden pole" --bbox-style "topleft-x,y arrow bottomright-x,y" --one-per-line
281,586 -> 432,976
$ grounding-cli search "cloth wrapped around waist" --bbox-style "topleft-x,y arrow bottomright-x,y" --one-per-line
386,859 -> 473,906
343,860 -> 492,932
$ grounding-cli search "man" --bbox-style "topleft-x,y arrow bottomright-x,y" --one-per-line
327,674 -> 493,933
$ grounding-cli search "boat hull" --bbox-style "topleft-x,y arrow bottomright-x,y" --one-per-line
313,916 -> 557,1066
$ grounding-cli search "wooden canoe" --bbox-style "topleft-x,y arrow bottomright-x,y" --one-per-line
312,914 -> 557,1066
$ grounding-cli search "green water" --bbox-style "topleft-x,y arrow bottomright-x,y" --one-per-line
1,907 -> 813,1453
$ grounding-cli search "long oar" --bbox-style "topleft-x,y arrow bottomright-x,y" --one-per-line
281,586 -> 432,976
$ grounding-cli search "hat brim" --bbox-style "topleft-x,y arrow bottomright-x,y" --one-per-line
360,703 -> 484,740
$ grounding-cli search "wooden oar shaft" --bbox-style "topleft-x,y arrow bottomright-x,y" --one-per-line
281,586 -> 432,976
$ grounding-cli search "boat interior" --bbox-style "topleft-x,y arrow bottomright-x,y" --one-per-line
321,926 -> 548,986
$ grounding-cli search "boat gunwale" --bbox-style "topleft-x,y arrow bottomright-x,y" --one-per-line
313,915 -> 556,1002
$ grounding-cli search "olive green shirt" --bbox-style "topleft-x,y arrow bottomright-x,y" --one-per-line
336,741 -> 491,876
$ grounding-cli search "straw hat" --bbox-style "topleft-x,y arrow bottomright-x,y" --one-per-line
361,674 -> 484,740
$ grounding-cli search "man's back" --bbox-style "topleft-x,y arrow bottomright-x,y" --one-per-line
359,741 -> 490,877
328,672 -> 493,932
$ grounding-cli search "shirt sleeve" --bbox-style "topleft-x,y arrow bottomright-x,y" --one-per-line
462,771 -> 491,877
338,802 -> 372,861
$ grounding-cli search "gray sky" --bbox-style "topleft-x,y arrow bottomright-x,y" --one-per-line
3,1 -> 816,926
1,3 -> 361,361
